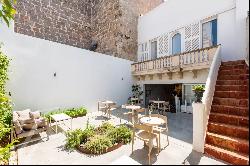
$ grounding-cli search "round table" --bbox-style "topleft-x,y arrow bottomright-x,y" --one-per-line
140,116 -> 165,126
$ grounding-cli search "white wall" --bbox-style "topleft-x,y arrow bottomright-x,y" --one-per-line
0,23 -> 133,113
138,0 -> 249,61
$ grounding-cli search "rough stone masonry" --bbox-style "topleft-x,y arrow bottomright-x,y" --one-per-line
14,0 -> 163,61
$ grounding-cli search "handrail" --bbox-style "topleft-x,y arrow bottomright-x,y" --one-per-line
202,45 -> 222,144
132,45 -> 219,65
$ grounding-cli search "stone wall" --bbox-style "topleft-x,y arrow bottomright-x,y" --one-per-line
14,0 -> 163,61
15,0 -> 92,49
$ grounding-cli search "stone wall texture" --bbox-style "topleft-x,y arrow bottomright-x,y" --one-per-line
14,0 -> 163,61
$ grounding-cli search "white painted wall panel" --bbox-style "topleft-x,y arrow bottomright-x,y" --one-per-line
0,23 -> 133,113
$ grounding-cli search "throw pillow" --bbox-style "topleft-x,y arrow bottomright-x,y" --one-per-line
13,120 -> 23,135
35,118 -> 47,128
16,109 -> 31,120
30,111 -> 41,119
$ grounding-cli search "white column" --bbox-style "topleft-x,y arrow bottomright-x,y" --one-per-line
192,103 -> 206,153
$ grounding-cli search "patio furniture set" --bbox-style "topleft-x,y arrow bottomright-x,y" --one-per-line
98,100 -> 170,165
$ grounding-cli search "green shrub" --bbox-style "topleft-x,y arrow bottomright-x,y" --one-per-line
107,125 -> 132,144
65,126 -> 95,150
44,107 -> 87,121
0,141 -> 16,164
85,135 -> 112,154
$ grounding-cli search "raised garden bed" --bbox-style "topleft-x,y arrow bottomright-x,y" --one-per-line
65,123 -> 132,155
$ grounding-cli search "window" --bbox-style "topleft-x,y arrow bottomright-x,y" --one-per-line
202,19 -> 217,48
150,40 -> 158,60
172,33 -> 182,55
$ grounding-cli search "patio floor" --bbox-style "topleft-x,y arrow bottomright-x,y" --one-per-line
17,110 -> 227,165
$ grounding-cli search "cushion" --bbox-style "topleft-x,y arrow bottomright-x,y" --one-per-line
30,111 -> 41,119
16,109 -> 31,120
35,118 -> 47,128
23,123 -> 38,131
13,112 -> 19,122
19,118 -> 35,125
13,120 -> 23,135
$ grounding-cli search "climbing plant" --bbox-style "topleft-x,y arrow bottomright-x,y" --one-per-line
0,0 -> 16,27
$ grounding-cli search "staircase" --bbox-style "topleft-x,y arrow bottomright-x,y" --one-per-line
205,60 -> 249,165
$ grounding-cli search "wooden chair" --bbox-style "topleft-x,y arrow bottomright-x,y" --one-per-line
132,123 -> 160,165
159,102 -> 171,115
98,101 -> 107,114
124,108 -> 147,124
149,114 -> 169,150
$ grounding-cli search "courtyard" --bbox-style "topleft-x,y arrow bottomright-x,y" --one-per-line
16,110 -> 226,165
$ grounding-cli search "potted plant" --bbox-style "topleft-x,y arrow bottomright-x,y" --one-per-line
192,85 -> 205,103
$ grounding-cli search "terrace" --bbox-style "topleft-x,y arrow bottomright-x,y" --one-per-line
14,108 -> 227,165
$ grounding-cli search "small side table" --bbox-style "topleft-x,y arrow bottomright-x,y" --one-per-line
50,113 -> 73,134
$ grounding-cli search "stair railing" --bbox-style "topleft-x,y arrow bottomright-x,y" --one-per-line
202,45 -> 222,143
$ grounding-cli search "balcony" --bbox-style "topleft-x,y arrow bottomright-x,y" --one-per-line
131,45 -> 219,79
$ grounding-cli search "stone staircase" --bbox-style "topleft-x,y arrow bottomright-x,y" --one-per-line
204,60 -> 249,165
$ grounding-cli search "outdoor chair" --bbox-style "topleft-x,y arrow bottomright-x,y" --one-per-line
98,101 -> 108,114
149,114 -> 169,150
159,102 -> 171,115
12,109 -> 49,147
132,123 -> 160,165
123,108 -> 147,125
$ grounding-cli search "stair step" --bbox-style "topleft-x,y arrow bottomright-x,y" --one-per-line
215,85 -> 248,92
214,91 -> 249,99
213,97 -> 249,107
220,64 -> 249,70
211,105 -> 249,117
206,132 -> 249,154
222,60 -> 246,66
208,122 -> 249,140
204,144 -> 249,165
216,80 -> 248,86
209,113 -> 249,128
217,74 -> 249,81
219,69 -> 249,76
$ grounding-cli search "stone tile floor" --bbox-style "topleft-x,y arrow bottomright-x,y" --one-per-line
17,110 -> 228,165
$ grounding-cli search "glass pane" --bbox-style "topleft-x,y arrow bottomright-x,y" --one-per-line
212,19 -> 218,46
183,85 -> 195,106
202,22 -> 212,48
172,33 -> 181,55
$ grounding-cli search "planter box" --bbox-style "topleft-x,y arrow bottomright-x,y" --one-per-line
77,143 -> 123,155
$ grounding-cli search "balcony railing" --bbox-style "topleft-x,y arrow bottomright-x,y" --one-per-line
131,45 -> 219,76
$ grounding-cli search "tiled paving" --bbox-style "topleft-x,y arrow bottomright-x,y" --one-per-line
17,110 -> 227,165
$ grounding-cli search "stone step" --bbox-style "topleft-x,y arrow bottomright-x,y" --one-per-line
216,80 -> 248,86
213,97 -> 249,107
221,60 -> 246,66
215,85 -> 248,92
204,144 -> 249,165
211,105 -> 249,117
219,69 -> 249,76
214,91 -> 249,99
217,74 -> 249,81
209,113 -> 249,127
206,132 -> 249,155
207,122 -> 249,140
220,64 -> 249,70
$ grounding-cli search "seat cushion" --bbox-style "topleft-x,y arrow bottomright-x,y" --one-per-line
19,118 -> 35,125
30,111 -> 41,119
